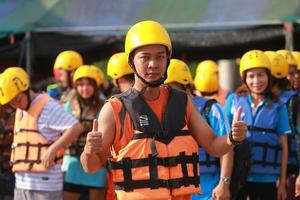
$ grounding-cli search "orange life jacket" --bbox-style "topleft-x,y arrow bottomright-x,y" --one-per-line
106,170 -> 118,200
11,94 -> 64,172
108,86 -> 201,200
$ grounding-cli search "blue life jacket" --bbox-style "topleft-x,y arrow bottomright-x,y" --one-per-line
280,90 -> 299,174
193,96 -> 219,174
233,95 -> 282,176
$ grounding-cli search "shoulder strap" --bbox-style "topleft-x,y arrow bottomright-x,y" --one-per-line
202,99 -> 217,126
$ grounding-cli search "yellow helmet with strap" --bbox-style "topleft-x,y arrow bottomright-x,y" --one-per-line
54,50 -> 83,71
73,65 -> 104,86
264,51 -> 289,78
0,67 -> 29,105
164,59 -> 193,85
107,52 -> 133,79
239,50 -> 271,77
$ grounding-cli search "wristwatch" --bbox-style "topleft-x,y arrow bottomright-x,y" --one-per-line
220,177 -> 231,185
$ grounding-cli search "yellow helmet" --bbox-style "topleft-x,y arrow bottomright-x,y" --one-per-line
164,59 -> 193,85
276,49 -> 297,66
239,50 -> 271,77
0,67 -> 29,105
125,20 -> 172,57
107,52 -> 134,79
194,70 -> 218,93
73,65 -> 105,86
196,60 -> 218,75
291,51 -> 300,70
264,51 -> 289,78
54,50 -> 83,71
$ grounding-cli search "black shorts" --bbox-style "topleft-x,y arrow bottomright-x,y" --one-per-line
63,182 -> 103,193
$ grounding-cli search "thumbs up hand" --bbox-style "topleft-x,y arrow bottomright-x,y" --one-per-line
228,107 -> 247,145
84,119 -> 103,154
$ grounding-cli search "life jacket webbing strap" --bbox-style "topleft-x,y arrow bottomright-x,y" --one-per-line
109,154 -> 198,169
122,157 -> 133,191
179,152 -> 189,187
247,126 -> 275,134
114,176 -> 200,191
252,142 -> 281,168
132,130 -> 190,140
192,152 -> 199,186
149,155 -> 159,189
14,128 -> 40,134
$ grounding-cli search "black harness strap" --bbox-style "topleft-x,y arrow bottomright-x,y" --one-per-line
114,177 -> 200,191
247,126 -> 276,134
251,142 -> 281,168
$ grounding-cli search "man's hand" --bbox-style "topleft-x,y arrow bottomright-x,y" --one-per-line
228,107 -> 247,145
41,146 -> 56,169
84,119 -> 103,155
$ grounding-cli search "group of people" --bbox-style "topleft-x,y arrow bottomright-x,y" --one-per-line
0,19 -> 298,200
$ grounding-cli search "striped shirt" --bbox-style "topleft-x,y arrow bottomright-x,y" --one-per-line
15,94 -> 78,191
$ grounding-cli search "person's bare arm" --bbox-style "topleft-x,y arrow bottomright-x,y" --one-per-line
42,122 -> 84,169
80,102 -> 116,173
212,150 -> 234,200
189,98 -> 246,157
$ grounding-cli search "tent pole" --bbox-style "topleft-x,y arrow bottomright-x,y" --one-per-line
25,32 -> 32,76
284,22 -> 294,50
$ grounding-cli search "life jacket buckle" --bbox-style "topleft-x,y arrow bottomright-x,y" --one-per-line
14,128 -> 20,134
11,143 -> 18,149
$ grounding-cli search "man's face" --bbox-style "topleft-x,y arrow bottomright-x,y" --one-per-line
132,45 -> 168,83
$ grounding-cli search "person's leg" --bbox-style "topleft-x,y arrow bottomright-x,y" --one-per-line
34,190 -> 63,200
286,174 -> 298,200
14,188 -> 27,200
89,188 -> 106,200
15,188 -> 63,200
